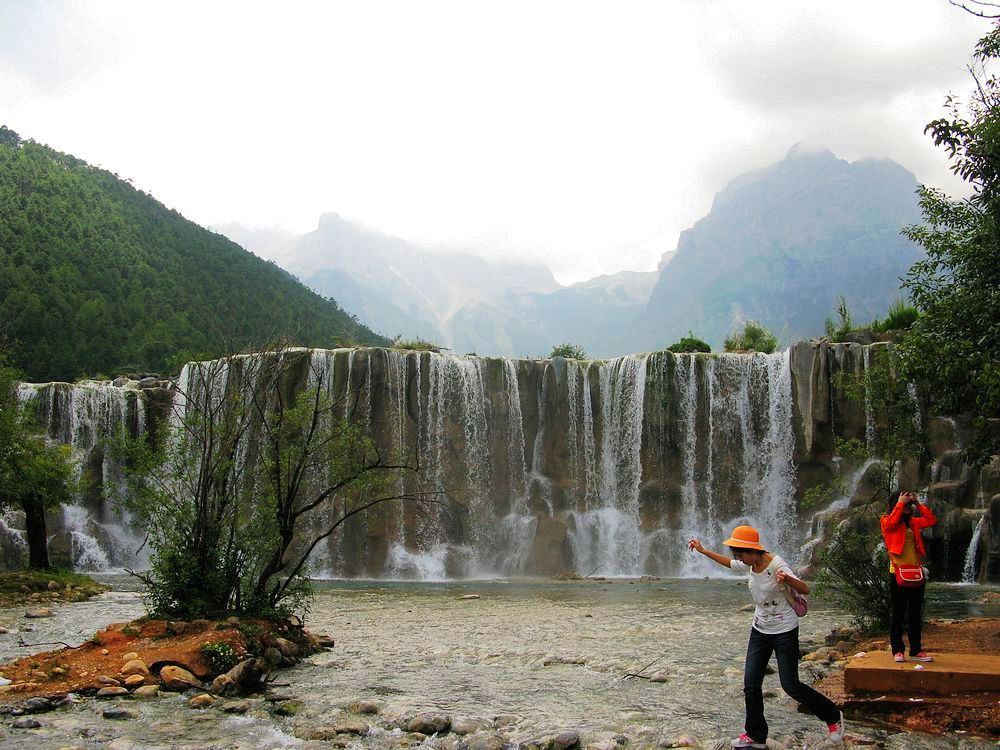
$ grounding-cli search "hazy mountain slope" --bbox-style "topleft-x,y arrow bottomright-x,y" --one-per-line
625,146 -> 924,351
0,128 -> 386,382
246,212 -> 561,349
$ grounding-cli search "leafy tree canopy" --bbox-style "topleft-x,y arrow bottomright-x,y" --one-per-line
666,333 -> 711,353
899,27 -> 1000,465
0,127 -> 388,383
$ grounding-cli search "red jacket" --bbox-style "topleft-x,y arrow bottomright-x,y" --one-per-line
880,500 -> 937,558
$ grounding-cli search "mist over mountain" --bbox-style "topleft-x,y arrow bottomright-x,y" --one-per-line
222,146 -> 924,357
626,145 -> 924,351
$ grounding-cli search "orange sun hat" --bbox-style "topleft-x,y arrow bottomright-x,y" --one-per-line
723,525 -> 765,551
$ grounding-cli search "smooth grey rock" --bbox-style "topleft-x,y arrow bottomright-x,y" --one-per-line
23,697 -> 54,713
453,716 -> 494,734
97,687 -> 129,698
554,731 -> 581,750
102,707 -> 137,720
12,717 -> 41,728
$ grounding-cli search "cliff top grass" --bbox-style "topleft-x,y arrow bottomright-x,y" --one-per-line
0,570 -> 108,607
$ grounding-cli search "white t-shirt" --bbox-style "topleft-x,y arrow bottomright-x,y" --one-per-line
729,554 -> 799,634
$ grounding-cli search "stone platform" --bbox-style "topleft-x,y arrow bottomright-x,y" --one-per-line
844,651 -> 1000,695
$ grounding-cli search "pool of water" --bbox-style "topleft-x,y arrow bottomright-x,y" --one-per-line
0,576 -> 996,749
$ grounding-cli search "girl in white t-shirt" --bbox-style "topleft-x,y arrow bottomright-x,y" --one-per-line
688,524 -> 843,748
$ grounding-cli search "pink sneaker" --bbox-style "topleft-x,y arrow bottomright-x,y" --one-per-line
893,652 -> 905,662
910,652 -> 933,662
730,733 -> 766,749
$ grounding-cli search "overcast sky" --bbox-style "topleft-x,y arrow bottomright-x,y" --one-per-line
0,1 -> 989,284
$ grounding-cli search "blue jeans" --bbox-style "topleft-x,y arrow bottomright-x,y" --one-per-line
743,626 -> 839,742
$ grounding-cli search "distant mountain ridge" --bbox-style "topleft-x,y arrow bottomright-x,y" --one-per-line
627,146 -> 924,351
0,127 -> 386,382
221,146 -> 924,358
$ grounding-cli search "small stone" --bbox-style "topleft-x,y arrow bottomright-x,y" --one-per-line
189,694 -> 217,708
452,717 -> 494,734
459,594 -> 481,600
332,718 -> 370,735
47,581 -> 61,592
97,676 -> 122,686
221,700 -> 253,714
123,674 -> 145,688
272,700 -> 301,716
102,706 -> 136,720
24,609 -> 53,619
122,652 -> 140,662
407,712 -> 451,734
100,649 -> 109,656
97,687 -> 129,697
107,740 -> 134,750
739,604 -> 755,612
467,733 -> 506,750
131,685 -> 160,698
494,714 -> 520,727
649,670 -> 670,682
554,731 -> 581,750
50,667 -> 67,676
12,717 -> 41,728
349,699 -> 380,714
23,697 -> 54,713
120,659 -> 150,677
274,637 -> 299,658
0,626 -> 9,634
159,665 -> 202,690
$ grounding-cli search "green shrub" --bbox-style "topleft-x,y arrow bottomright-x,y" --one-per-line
824,296 -> 855,341
814,522 -> 890,634
723,321 -> 779,353
667,333 -> 711,353
200,640 -> 240,675
549,343 -> 587,360
871,299 -> 920,332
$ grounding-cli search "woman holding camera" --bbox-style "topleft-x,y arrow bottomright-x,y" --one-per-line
880,490 -> 938,662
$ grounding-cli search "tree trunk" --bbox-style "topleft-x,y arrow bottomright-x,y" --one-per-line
23,498 -> 50,570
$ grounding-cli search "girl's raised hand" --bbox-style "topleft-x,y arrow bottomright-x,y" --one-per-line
688,538 -> 704,553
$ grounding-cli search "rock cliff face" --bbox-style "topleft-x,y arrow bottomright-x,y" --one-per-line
9,344 -> 997,582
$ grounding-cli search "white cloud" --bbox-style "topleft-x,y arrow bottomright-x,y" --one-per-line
0,0 -> 990,285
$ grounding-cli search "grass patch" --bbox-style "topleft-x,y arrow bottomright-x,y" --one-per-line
0,569 -> 108,606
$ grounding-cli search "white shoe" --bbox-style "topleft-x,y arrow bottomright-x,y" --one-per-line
828,711 -> 845,742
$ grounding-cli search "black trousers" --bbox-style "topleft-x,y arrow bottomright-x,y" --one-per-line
743,626 -> 840,742
889,575 -> 926,655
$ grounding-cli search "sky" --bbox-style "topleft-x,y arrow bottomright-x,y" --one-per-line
0,0 -> 990,285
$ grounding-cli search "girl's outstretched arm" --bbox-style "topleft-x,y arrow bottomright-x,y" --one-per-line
688,538 -> 733,568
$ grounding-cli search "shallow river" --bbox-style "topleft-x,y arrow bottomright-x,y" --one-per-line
0,577 -> 996,750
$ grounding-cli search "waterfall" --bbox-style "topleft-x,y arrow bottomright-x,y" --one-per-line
961,514 -> 986,584
16,379 -> 149,571
567,354 -> 649,576
9,346 -> 807,581
863,347 -> 876,451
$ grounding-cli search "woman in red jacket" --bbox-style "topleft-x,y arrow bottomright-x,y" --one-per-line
880,490 -> 937,662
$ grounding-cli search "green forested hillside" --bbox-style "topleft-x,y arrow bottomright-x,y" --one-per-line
0,127 -> 387,382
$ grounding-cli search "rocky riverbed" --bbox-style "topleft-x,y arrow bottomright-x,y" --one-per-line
0,576 -> 997,750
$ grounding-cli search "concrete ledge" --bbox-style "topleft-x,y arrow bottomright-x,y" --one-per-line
844,651 -> 1000,695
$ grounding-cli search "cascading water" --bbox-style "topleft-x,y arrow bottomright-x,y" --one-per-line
15,379 -> 149,571
9,347 -> 806,581
961,514 -> 986,584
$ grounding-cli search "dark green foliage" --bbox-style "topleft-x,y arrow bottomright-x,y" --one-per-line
723,321 -> 779,354
898,29 -> 1000,466
0,130 -> 387,382
815,522 -> 891,634
870,299 -> 920,333
550,342 -> 587,360
666,333 -> 711,353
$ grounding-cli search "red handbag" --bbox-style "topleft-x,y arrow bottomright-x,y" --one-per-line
894,564 -> 925,587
